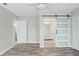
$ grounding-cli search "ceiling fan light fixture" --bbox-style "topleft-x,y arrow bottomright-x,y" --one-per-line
38,4 -> 46,9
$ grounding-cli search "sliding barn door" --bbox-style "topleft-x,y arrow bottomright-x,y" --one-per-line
56,17 -> 71,47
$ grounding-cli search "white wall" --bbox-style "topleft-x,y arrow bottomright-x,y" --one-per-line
0,5 -> 18,54
71,9 -> 79,50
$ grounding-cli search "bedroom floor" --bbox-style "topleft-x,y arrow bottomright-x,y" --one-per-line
2,43 -> 79,56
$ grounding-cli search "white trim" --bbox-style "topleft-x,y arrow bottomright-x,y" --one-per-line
0,43 -> 17,56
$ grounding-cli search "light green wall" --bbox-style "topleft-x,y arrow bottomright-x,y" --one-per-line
71,15 -> 79,50
71,8 -> 79,50
0,5 -> 17,53
19,16 -> 39,43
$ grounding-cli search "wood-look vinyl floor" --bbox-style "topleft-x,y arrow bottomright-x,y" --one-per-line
2,43 -> 79,56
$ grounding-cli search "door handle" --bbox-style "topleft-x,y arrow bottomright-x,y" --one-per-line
56,30 -> 57,34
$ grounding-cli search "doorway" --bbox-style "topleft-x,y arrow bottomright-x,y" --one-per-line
43,17 -> 56,47
14,20 -> 27,43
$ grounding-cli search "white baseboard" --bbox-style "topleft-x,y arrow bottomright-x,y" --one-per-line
0,43 -> 17,56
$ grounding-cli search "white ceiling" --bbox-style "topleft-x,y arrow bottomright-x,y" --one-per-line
1,3 -> 79,17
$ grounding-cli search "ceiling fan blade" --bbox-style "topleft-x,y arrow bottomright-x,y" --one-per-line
2,3 -> 8,5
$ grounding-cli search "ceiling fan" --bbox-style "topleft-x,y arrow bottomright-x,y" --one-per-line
2,3 -> 47,9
